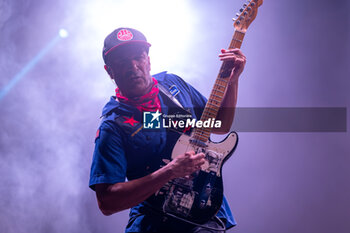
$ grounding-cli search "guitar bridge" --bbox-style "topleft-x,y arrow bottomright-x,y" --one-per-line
163,178 -> 196,217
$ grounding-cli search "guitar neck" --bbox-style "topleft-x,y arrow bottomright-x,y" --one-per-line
192,30 -> 245,143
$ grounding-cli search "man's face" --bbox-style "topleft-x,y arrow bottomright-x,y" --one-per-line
107,44 -> 152,98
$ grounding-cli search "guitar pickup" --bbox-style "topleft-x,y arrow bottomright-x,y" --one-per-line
189,138 -> 208,148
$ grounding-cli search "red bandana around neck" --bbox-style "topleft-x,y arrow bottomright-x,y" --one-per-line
115,77 -> 161,112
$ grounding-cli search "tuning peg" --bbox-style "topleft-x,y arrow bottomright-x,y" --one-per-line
236,13 -> 240,17
236,20 -> 241,25
232,18 -> 236,21
251,2 -> 256,6
247,6 -> 252,11
243,11 -> 248,15
243,3 -> 247,8
239,8 -> 244,12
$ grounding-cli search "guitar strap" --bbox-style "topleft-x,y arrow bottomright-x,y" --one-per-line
158,83 -> 194,135
158,83 -> 188,112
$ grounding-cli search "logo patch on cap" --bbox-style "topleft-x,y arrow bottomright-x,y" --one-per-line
117,29 -> 133,41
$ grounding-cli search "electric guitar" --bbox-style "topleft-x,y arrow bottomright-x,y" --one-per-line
149,0 -> 263,225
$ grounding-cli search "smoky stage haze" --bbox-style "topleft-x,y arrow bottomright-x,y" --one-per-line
0,0 -> 349,233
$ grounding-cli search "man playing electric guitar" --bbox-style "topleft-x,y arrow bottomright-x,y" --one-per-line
89,27 -> 246,232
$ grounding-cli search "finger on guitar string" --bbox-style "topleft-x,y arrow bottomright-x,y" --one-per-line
219,53 -> 246,61
218,48 -> 247,77
219,49 -> 246,60
219,57 -> 246,66
168,151 -> 206,179
220,48 -> 246,56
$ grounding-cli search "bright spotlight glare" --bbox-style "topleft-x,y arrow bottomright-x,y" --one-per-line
81,0 -> 197,74
59,29 -> 69,38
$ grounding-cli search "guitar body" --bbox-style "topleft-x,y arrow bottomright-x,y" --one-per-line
160,132 -> 238,224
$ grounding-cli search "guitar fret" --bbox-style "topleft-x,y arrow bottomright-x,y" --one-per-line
207,102 -> 220,108
209,97 -> 222,103
229,31 -> 245,49
232,37 -> 242,43
195,131 -> 209,136
206,108 -> 217,114
209,97 -> 222,104
209,99 -> 220,104
214,83 -> 225,89
202,114 -> 216,120
203,110 -> 216,116
196,131 -> 210,138
200,129 -> 211,134
213,89 -> 225,94
211,93 -> 223,99
217,78 -> 228,83
196,134 -> 209,139
202,112 -> 216,119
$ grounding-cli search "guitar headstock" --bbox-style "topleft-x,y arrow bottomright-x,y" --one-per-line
233,0 -> 263,32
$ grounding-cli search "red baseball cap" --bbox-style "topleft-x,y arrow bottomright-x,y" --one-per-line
102,27 -> 151,64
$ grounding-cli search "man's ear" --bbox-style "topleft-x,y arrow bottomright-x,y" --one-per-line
105,65 -> 117,85
147,56 -> 151,72
104,65 -> 111,75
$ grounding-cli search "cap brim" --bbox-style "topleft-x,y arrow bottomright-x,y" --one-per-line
104,41 -> 151,57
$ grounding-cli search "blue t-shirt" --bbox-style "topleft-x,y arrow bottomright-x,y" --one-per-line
89,72 -> 236,232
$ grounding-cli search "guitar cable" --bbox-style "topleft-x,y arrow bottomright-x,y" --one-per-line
165,213 -> 226,232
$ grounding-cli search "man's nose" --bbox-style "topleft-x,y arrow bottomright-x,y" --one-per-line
125,59 -> 139,70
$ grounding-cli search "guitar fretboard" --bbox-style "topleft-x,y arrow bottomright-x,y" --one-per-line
192,30 -> 245,143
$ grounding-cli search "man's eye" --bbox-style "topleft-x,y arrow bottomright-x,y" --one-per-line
113,60 -> 126,66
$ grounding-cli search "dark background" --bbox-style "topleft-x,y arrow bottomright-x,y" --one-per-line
0,0 -> 349,232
